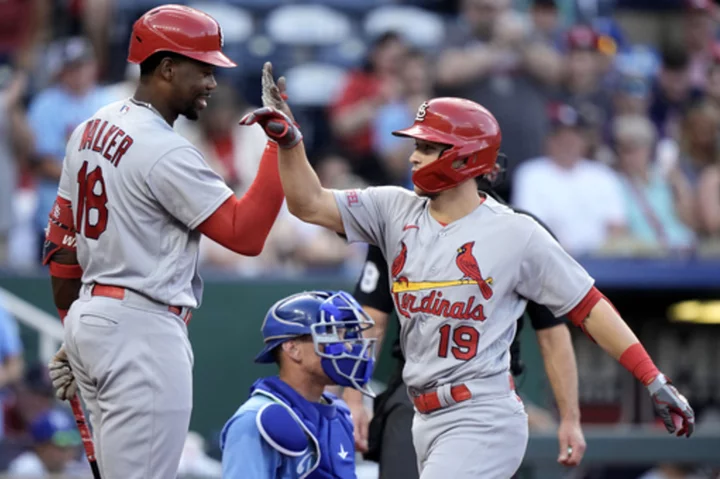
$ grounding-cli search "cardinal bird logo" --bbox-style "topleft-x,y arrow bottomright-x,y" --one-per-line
391,241 -> 409,284
455,241 -> 493,300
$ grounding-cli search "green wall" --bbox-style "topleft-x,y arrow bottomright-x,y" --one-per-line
0,275 -> 544,442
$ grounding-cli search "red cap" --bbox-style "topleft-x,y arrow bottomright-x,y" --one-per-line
128,4 -> 236,68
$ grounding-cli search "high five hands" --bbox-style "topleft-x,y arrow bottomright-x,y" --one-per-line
240,62 -> 303,149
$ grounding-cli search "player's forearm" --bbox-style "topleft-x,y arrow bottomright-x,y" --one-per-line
51,277 -> 82,314
537,325 -> 580,421
277,142 -> 328,222
582,299 -> 661,386
198,142 -> 284,256
48,251 -> 82,319
583,300 -> 639,360
43,197 -> 83,320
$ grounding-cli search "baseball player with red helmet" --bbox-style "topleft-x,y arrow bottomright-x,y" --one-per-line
42,6 -> 286,479
242,71 -> 695,478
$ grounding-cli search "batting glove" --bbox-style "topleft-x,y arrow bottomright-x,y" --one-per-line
48,344 -> 78,402
647,373 -> 695,438
239,107 -> 303,149
260,61 -> 295,122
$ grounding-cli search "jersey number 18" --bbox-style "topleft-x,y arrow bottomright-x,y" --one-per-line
76,161 -> 109,239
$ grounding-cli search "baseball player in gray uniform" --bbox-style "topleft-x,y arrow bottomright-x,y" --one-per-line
242,74 -> 695,479
41,6 -> 286,479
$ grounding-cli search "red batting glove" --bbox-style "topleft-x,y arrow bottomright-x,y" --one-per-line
239,107 -> 303,149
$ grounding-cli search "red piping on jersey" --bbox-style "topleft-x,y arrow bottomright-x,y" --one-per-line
619,343 -> 660,386
197,142 -> 284,256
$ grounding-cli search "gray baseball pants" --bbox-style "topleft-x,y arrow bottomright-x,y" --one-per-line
63,284 -> 194,479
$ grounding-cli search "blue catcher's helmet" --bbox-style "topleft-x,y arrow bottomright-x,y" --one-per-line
255,290 -> 377,396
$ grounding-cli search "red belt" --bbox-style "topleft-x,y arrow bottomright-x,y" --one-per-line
412,384 -> 472,414
412,376 -> 517,414
91,284 -> 192,325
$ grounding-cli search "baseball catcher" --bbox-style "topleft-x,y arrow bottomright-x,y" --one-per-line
220,290 -> 376,478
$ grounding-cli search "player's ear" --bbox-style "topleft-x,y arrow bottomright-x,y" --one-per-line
158,57 -> 176,82
281,340 -> 302,363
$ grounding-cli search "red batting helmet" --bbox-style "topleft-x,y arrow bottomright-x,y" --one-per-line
392,97 -> 502,194
127,4 -> 236,68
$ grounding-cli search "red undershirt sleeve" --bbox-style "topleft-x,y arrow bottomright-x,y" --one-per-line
196,142 -> 284,256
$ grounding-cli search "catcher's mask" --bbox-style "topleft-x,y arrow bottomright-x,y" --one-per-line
255,290 -> 377,397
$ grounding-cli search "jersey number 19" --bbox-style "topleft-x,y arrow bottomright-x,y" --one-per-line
76,161 -> 109,239
438,325 -> 480,361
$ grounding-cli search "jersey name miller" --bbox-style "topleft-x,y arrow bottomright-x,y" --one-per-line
394,289 -> 486,321
77,118 -> 135,167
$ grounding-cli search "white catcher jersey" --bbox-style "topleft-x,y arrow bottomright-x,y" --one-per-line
57,99 -> 233,308
334,187 -> 594,391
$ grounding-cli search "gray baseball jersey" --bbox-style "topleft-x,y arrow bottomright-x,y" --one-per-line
57,98 -> 233,308
334,187 -> 594,391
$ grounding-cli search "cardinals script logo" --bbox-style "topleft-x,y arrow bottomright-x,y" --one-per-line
415,101 -> 429,122
389,241 -> 493,321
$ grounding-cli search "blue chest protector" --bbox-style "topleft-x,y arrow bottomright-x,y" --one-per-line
233,376 -> 356,479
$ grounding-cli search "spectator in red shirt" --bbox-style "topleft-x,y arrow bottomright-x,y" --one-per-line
329,31 -> 408,184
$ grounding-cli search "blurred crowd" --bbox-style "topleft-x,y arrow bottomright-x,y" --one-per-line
1,0 -> 720,280
1,2 -> 719,477
0,300 -> 224,478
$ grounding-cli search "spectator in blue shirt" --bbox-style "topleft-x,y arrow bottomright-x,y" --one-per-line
27,36 -> 111,259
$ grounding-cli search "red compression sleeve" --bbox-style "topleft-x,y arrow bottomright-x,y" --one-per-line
619,343 -> 660,386
197,142 -> 284,256
567,286 -> 605,326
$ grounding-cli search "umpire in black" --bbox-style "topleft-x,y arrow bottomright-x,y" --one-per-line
342,186 -> 587,478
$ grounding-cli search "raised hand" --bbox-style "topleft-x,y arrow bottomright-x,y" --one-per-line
261,62 -> 296,122
239,106 -> 303,149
